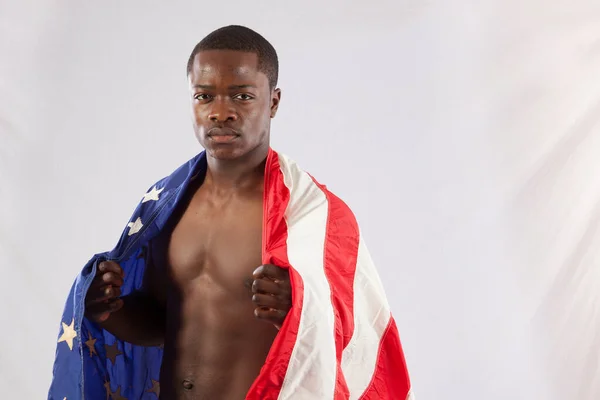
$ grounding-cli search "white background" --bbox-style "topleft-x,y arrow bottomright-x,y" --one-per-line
2,1 -> 600,399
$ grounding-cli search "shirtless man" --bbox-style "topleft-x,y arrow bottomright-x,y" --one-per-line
84,25 -> 292,399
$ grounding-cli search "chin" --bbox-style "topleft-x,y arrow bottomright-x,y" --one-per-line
196,139 -> 235,159
205,145 -> 245,160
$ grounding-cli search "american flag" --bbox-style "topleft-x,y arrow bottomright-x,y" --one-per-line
48,148 -> 413,400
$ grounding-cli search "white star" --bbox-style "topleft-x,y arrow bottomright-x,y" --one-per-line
127,217 -> 143,236
57,318 -> 77,351
142,186 -> 164,203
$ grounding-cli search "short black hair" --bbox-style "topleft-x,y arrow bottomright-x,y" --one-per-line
186,25 -> 279,89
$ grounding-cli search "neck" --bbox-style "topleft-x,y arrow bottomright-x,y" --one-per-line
204,144 -> 269,191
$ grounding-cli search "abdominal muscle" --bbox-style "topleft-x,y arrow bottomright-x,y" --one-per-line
158,269 -> 278,400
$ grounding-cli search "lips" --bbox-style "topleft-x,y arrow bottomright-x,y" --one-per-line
207,127 -> 240,144
207,127 -> 239,137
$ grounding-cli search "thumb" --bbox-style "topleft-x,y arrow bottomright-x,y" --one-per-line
96,311 -> 111,322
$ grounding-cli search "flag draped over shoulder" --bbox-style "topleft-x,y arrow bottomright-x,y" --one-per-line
48,148 -> 413,400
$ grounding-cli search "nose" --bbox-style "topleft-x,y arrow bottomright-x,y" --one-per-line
208,98 -> 238,123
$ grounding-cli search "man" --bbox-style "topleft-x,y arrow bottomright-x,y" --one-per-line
49,25 -> 413,400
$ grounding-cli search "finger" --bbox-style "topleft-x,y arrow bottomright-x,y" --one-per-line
86,284 -> 108,306
87,285 -> 122,306
100,272 -> 124,287
254,307 -> 288,325
96,312 -> 110,322
88,275 -> 123,296
104,285 -> 121,298
85,299 -> 123,321
90,271 -> 123,288
253,264 -> 288,281
98,261 -> 124,277
98,286 -> 121,301
252,293 -> 280,309
110,298 -> 124,313
86,291 -> 111,308
252,278 -> 281,295
89,301 -> 123,322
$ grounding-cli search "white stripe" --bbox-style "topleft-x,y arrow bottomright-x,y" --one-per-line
341,235 -> 392,400
276,153 -> 337,400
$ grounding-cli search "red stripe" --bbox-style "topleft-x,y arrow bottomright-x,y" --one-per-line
312,176 -> 359,399
246,149 -> 303,400
359,317 -> 411,400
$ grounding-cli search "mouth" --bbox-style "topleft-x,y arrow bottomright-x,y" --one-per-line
207,127 -> 240,144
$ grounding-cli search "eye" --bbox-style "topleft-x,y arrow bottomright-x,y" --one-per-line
194,93 -> 211,101
235,93 -> 254,101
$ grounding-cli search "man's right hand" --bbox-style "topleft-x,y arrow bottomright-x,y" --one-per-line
85,261 -> 125,323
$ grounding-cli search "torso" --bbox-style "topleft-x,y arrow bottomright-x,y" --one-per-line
150,174 -> 277,400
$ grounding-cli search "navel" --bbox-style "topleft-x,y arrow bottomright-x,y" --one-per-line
182,378 -> 194,391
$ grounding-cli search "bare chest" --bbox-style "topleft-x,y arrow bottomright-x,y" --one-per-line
164,190 -> 264,292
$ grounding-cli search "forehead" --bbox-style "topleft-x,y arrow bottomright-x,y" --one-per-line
189,50 -> 265,85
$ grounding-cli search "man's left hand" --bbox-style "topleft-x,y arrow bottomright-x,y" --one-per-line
252,264 -> 292,329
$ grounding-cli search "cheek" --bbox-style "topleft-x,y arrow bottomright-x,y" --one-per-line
191,105 -> 201,122
246,111 -> 270,136
191,107 -> 208,132
248,102 -> 272,127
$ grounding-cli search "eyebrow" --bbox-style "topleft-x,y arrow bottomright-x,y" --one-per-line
192,84 -> 256,90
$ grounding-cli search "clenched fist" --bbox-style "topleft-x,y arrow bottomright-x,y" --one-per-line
251,264 -> 292,329
85,261 -> 125,323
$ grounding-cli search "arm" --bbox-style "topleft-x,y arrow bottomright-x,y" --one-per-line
97,291 -> 165,347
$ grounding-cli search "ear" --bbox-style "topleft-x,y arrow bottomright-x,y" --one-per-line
270,88 -> 281,118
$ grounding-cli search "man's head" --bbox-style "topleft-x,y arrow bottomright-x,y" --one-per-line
187,25 -> 281,161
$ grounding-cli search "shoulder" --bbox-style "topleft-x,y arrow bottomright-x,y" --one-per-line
271,150 -> 358,230
126,151 -> 205,229
147,151 -> 206,194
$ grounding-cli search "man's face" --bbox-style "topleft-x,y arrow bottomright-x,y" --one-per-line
188,50 -> 280,160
